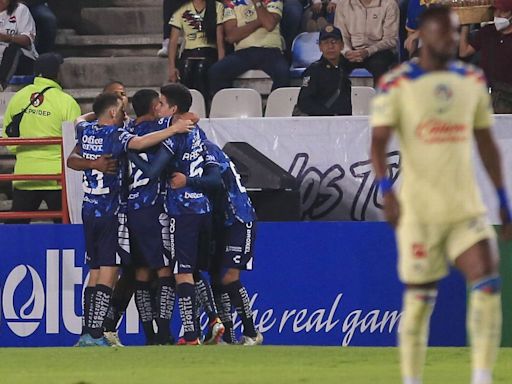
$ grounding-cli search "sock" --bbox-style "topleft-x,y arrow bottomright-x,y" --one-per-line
177,282 -> 197,341
134,280 -> 155,344
196,276 -> 219,323
469,276 -> 502,384
90,284 -> 113,339
82,286 -> 94,336
155,277 -> 175,343
399,288 -> 437,384
213,284 -> 236,342
224,280 -> 257,338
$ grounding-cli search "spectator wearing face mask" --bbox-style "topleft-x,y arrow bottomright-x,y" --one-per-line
459,0 -> 512,113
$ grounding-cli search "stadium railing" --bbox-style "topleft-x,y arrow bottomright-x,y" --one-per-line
0,137 -> 70,223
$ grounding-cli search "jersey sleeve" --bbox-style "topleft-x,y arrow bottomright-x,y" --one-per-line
473,80 -> 493,130
223,1 -> 237,22
370,74 -> 400,128
163,136 -> 178,155
16,5 -> 36,44
74,123 -> 87,154
116,128 -> 136,152
265,0 -> 283,17
216,1 -> 225,24
169,8 -> 182,29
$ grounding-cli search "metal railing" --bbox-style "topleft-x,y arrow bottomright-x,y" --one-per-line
0,137 -> 69,223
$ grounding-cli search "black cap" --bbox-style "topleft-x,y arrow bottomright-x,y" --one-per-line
33,53 -> 64,79
319,25 -> 342,41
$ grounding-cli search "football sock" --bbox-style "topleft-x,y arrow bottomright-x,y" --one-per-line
177,282 -> 198,341
155,277 -> 175,343
196,276 -> 219,322
399,288 -> 437,384
134,280 -> 155,343
90,284 -> 113,339
82,286 -> 94,336
224,280 -> 257,338
213,284 -> 236,343
469,276 -> 502,384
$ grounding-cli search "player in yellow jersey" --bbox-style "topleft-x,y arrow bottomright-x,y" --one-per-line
370,6 -> 512,384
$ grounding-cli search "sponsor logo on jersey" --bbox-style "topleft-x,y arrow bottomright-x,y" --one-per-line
415,119 -> 467,143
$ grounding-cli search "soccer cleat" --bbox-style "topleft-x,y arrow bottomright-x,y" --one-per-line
103,331 -> 124,347
77,334 -> 110,347
203,317 -> 226,345
157,39 -> 169,57
240,331 -> 263,346
176,337 -> 201,346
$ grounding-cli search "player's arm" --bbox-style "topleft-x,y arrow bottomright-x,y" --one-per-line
127,146 -> 172,180
170,164 -> 222,192
74,112 -> 96,125
66,145 -> 118,174
126,119 -> 193,151
254,1 -> 281,32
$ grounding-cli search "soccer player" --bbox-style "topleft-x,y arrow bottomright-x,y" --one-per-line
370,6 -> 512,384
129,83 -> 222,345
67,93 -> 193,346
173,139 -> 261,345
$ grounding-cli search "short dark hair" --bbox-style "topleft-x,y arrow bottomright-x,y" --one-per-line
7,0 -> 19,15
160,83 -> 192,113
93,93 -> 121,117
102,81 -> 125,93
132,89 -> 159,117
418,4 -> 452,29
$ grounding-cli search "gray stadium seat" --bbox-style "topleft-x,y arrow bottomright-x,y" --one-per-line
351,86 -> 376,115
265,87 -> 301,117
189,89 -> 206,118
210,88 -> 262,118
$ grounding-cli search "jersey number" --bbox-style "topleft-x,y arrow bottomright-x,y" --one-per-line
129,153 -> 150,190
83,169 -> 110,195
189,156 -> 204,178
229,161 -> 246,193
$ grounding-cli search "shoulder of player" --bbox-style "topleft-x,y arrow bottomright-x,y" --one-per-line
447,60 -> 487,84
375,61 -> 415,93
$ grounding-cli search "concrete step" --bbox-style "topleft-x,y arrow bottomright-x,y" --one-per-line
79,7 -> 163,35
110,0 -> 161,7
56,34 -> 162,57
60,57 -> 168,89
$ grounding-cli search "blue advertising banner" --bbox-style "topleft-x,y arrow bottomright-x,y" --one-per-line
0,223 -> 466,347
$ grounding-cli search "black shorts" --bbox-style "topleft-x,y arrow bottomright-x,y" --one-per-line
212,221 -> 256,272
170,213 -> 212,274
128,205 -> 171,269
82,211 -> 130,269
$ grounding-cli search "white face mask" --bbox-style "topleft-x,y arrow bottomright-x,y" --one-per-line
494,16 -> 511,31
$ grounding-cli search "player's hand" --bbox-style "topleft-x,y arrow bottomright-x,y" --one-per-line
383,192 -> 400,228
168,67 -> 180,83
179,111 -> 200,124
326,2 -> 336,13
171,119 -> 194,134
500,208 -> 512,241
170,172 -> 187,189
311,2 -> 323,14
92,154 -> 118,174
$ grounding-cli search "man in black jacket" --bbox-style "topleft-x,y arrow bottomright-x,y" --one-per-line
296,25 -> 352,116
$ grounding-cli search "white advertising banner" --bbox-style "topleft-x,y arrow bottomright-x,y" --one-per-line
63,116 -> 512,224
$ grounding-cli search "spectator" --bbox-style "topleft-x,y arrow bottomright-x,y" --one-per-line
158,0 -> 173,57
459,0 -> 512,113
23,0 -> 57,54
403,0 -> 438,58
296,25 -> 352,115
334,0 -> 399,82
303,0 -> 336,32
281,0 -> 305,52
3,53 -> 81,223
167,0 -> 225,102
209,0 -> 290,96
0,0 -> 38,90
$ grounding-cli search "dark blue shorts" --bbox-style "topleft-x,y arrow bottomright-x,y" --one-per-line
82,211 -> 130,269
212,220 -> 256,271
170,213 -> 212,274
128,205 -> 171,269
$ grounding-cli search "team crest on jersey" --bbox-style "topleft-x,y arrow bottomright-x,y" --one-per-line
30,92 -> 45,108
244,8 -> 255,18
183,10 -> 204,31
434,84 -> 453,102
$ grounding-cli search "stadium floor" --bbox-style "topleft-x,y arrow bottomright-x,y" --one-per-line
0,346 -> 510,383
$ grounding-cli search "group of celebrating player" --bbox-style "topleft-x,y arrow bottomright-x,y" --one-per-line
67,82 -> 262,347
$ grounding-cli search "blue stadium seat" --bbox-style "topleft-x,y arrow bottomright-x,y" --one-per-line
289,32 -> 321,79
349,68 -> 373,78
9,75 -> 35,85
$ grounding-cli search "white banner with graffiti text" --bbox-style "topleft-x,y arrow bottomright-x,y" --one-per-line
63,115 -> 512,224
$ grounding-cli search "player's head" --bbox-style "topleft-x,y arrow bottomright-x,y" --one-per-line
159,84 -> 192,117
102,81 -> 128,109
493,0 -> 512,31
93,93 -> 125,127
131,89 -> 161,119
33,53 -> 63,81
418,5 -> 459,63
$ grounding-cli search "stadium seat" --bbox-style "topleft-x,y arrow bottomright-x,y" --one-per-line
289,32 -> 321,78
210,88 -> 262,118
189,89 -> 206,118
351,86 -> 375,115
9,75 -> 34,85
264,87 -> 301,117
237,70 -> 270,80
349,68 -> 373,78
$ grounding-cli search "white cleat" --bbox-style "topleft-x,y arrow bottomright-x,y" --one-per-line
240,331 -> 263,346
103,331 -> 124,347
157,39 -> 169,57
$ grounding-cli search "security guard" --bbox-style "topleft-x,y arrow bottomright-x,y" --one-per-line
296,25 -> 352,116
3,52 -> 81,223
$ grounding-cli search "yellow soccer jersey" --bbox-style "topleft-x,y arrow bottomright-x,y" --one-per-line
223,0 -> 283,51
371,59 -> 493,223
170,1 -> 224,50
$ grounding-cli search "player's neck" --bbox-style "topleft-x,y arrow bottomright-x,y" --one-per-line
418,52 -> 450,72
97,117 -> 116,127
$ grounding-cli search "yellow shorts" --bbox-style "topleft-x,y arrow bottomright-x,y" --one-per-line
396,215 -> 496,284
